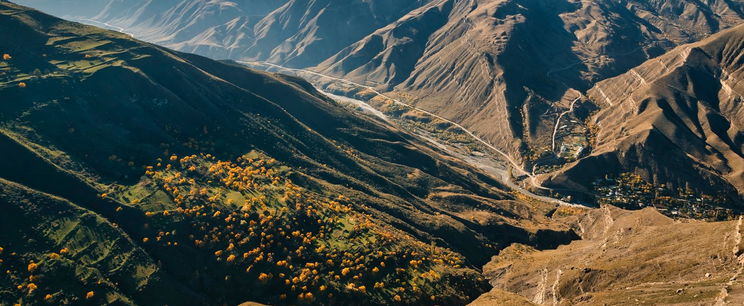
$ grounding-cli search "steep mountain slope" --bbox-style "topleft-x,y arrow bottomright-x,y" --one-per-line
18,0 -> 431,67
318,0 -> 744,157
473,206 -> 744,305
15,0 -> 744,208
0,178 -> 200,305
0,2 -> 579,305
245,0 -> 430,67
542,24 -> 744,207
90,0 -> 291,59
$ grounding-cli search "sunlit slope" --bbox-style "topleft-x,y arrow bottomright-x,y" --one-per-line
543,24 -> 744,207
0,2 -> 576,305
476,206 -> 744,305
0,178 -> 198,305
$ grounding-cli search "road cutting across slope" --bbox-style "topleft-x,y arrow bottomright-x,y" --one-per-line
239,61 -> 583,207
246,62 -> 532,176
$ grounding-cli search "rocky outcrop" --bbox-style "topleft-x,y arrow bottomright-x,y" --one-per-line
544,24 -> 744,204
314,0 -> 744,158
15,0 -> 744,205
478,206 -> 744,305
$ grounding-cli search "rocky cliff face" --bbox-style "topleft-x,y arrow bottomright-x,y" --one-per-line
543,24 -> 744,204
316,0 -> 744,158
14,0 -> 744,205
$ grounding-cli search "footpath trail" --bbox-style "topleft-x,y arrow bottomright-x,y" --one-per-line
551,95 -> 581,152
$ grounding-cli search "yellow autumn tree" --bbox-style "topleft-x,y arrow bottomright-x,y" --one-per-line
258,272 -> 271,282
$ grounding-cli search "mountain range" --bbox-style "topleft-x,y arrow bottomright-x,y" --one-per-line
0,1 -> 579,304
17,0 -> 744,208
3,0 -> 744,305
545,24 -> 744,205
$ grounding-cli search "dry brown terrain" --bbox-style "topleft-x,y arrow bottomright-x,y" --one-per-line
316,0 -> 744,157
16,0 -> 744,206
544,23 -> 744,203
5,2 -> 744,304
473,206 -> 744,305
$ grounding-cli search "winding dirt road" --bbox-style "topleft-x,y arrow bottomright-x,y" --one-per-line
241,61 -> 582,207
551,95 -> 582,152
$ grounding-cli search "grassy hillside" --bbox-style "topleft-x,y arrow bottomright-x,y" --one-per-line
0,2 -> 576,305
115,152 -> 487,305
0,178 -> 197,305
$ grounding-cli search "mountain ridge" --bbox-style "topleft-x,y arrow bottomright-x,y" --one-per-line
0,2 -> 579,304
541,23 -> 744,206
15,0 -> 744,207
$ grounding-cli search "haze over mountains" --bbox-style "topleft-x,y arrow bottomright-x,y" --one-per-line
3,0 -> 744,305
18,0 -> 744,207
0,2 -> 581,304
18,0 -> 429,66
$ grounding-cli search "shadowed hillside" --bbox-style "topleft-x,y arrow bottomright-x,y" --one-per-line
15,0 -> 744,211
0,2 -> 578,305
